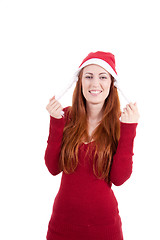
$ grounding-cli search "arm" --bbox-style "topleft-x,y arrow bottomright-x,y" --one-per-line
44,95 -> 69,176
109,102 -> 140,186
110,122 -> 138,186
44,116 -> 65,175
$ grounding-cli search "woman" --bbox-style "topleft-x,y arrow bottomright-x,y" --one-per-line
45,51 -> 140,240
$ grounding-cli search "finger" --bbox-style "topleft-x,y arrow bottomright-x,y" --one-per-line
47,100 -> 60,110
54,103 -> 62,111
46,101 -> 55,111
55,105 -> 63,112
121,111 -> 125,116
50,101 -> 62,110
49,96 -> 55,101
122,107 -> 128,114
49,99 -> 59,107
50,103 -> 62,112
49,100 -> 56,107
133,102 -> 138,111
49,97 -> 56,103
46,102 -> 51,111
129,102 -> 137,111
126,104 -> 133,113
49,98 -> 56,105
50,105 -> 63,116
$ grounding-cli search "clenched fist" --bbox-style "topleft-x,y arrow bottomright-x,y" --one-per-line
121,102 -> 140,123
46,96 -> 63,119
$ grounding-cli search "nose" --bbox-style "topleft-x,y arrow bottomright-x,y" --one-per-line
91,77 -> 100,87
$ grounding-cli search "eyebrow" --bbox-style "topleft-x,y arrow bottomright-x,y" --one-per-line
85,72 -> 108,75
99,72 -> 108,75
85,72 -> 93,75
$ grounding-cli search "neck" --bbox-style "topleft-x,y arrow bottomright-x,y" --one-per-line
86,102 -> 104,123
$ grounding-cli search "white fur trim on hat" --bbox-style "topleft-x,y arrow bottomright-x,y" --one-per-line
76,58 -> 119,82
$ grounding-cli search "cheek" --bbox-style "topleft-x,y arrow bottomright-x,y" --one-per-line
103,82 -> 112,97
82,79 -> 88,92
103,81 -> 111,91
81,79 -> 87,97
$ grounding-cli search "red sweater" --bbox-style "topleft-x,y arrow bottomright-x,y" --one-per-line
44,107 -> 138,240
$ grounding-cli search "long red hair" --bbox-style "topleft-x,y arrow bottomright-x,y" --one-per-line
59,69 -> 121,182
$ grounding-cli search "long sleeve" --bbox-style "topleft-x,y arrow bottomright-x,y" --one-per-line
109,122 -> 138,186
44,115 -> 65,176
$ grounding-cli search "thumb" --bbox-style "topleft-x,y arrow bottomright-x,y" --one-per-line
50,95 -> 55,101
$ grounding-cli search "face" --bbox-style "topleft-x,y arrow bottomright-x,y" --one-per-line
81,64 -> 112,106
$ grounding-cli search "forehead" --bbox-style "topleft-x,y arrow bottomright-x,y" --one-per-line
82,64 -> 110,74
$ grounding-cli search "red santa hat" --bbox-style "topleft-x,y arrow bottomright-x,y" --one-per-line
74,51 -> 118,84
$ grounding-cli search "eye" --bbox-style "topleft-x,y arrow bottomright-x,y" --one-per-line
100,76 -> 107,80
85,75 -> 93,79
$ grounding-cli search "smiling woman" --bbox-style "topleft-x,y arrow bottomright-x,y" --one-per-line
45,51 -> 139,240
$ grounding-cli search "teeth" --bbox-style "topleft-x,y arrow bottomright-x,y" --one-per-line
89,90 -> 102,93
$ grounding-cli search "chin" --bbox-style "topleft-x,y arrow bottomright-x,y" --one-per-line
87,99 -> 105,105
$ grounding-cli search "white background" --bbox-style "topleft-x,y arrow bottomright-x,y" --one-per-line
0,0 -> 160,239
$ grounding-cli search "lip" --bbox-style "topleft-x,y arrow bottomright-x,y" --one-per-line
89,90 -> 102,96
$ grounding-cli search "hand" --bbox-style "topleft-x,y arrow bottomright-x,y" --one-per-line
121,102 -> 140,123
46,96 -> 63,119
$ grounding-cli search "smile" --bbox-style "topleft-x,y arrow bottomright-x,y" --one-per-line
89,90 -> 102,96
